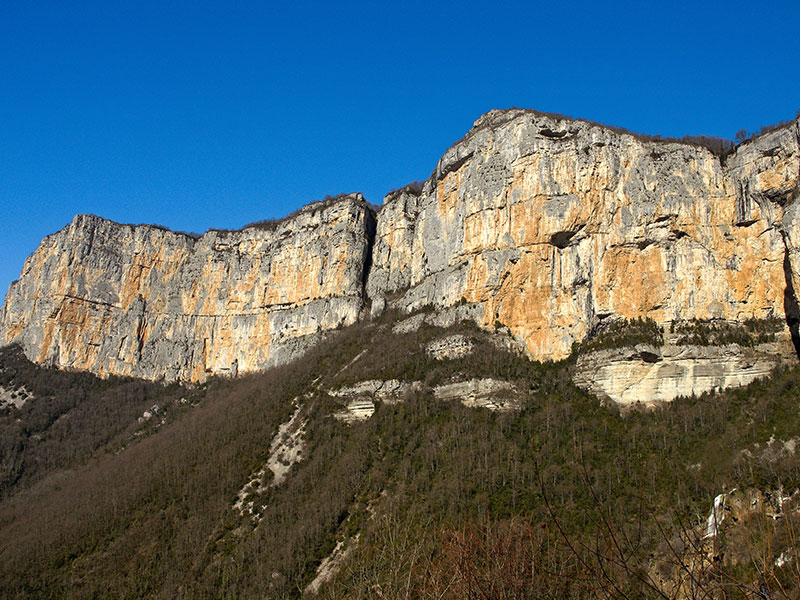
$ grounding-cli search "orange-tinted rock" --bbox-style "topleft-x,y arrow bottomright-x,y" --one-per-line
3,109 -> 799,389
0,194 -> 374,381
368,110 -> 800,361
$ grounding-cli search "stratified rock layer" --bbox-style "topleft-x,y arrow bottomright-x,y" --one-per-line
0,194 -> 374,381
573,341 -> 793,405
368,110 -> 800,361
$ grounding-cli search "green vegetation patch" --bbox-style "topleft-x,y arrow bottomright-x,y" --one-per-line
673,316 -> 784,347
572,317 -> 663,356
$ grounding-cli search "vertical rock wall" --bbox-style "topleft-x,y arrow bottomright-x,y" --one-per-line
0,194 -> 374,381
2,110 -> 799,383
367,110 -> 800,361
728,121 -> 800,351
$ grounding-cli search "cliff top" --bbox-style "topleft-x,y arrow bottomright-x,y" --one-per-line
63,192 -> 370,243
465,106 -> 798,155
378,106 -> 798,207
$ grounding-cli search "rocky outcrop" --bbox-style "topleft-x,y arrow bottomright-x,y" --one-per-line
329,377 -> 520,417
368,110 -> 800,363
330,380 -> 422,422
333,399 -> 376,423
0,194 -> 374,381
433,378 -> 519,411
2,109 -> 799,393
426,335 -> 474,360
573,339 -> 795,405
0,385 -> 32,410
329,379 -> 422,403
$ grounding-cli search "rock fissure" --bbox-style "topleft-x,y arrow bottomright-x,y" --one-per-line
782,246 -> 800,357
359,208 -> 377,303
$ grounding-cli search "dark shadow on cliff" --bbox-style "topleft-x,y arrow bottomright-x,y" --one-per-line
783,252 -> 800,357
360,207 -> 377,300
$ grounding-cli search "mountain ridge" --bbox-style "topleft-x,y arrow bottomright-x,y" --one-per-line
2,108 -> 799,401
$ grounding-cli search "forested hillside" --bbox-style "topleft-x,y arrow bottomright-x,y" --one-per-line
1,311 -> 800,598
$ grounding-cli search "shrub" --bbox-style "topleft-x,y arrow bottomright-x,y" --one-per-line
674,317 -> 783,347
572,317 -> 663,355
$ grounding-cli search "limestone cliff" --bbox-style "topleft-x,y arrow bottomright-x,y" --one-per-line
0,194 -> 374,381
3,109 -> 800,391
368,109 -> 800,363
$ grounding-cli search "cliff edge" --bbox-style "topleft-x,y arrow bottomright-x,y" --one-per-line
369,109 -> 800,361
0,194 -> 374,381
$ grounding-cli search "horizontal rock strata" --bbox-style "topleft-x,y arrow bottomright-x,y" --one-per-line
573,338 -> 796,405
433,378 -> 519,411
329,379 -> 422,403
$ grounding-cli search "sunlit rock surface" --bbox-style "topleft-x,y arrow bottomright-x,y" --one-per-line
3,109 -> 799,394
572,338 -> 795,405
368,110 -> 800,362
0,194 -> 374,381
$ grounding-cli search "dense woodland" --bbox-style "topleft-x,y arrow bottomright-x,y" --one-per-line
1,313 -> 799,599
0,346 -> 189,498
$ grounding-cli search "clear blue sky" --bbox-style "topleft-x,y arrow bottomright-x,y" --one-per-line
1,1 -> 798,297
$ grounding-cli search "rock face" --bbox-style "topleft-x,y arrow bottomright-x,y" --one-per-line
426,335 -> 474,360
368,110 -> 800,362
573,340 -> 794,405
2,109 -> 800,390
433,378 -> 520,411
328,377 -> 520,416
0,385 -> 32,410
330,380 -> 423,422
0,194 -> 374,381
329,379 -> 422,403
